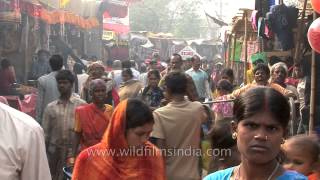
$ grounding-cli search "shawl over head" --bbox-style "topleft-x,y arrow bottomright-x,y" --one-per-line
72,100 -> 166,180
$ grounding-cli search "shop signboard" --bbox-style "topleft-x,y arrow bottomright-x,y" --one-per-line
178,46 -> 202,60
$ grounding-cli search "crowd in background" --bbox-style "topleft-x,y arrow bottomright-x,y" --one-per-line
0,49 -> 318,180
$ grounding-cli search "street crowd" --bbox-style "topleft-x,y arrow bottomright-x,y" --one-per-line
0,51 -> 318,180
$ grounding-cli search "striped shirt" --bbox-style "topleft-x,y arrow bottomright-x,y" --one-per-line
42,95 -> 86,147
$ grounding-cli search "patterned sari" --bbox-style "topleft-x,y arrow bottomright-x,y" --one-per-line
72,100 -> 166,180
74,103 -> 113,151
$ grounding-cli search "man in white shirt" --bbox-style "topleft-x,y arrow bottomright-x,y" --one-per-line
0,102 -> 51,180
138,63 -> 148,87
107,60 -> 123,89
122,60 -> 140,79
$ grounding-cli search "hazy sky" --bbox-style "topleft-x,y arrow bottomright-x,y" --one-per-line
203,0 -> 255,23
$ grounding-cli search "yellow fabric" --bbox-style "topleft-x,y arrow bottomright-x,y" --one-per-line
246,69 -> 254,84
60,0 -> 70,8
212,89 -> 219,99
201,140 -> 212,171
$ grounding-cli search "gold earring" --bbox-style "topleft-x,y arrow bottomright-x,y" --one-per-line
232,132 -> 237,140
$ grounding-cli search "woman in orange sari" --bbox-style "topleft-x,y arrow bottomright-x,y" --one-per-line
73,79 -> 113,156
72,99 -> 165,180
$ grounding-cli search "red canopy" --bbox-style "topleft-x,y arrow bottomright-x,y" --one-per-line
103,11 -> 129,34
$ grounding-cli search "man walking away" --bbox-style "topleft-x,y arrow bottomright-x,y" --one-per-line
36,55 -> 63,124
30,49 -> 51,80
151,72 -> 207,180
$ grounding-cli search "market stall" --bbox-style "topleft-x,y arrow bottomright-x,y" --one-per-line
0,0 -> 102,115
225,0 -> 313,86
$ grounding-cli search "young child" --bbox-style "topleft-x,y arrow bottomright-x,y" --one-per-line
207,118 -> 240,173
282,134 -> 320,179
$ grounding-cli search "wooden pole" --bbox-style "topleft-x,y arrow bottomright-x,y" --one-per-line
227,33 -> 232,68
309,12 -> 317,134
232,33 -> 237,69
294,0 -> 308,64
243,11 -> 248,85
24,15 -> 29,83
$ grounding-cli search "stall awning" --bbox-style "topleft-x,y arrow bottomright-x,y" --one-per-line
100,0 -> 128,18
20,0 -> 100,29
37,0 -> 100,18
103,11 -> 129,34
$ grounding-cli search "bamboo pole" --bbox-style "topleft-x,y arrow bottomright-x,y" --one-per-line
309,12 -> 317,134
243,11 -> 248,85
294,0 -> 308,64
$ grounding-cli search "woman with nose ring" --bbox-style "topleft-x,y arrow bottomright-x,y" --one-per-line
204,87 -> 306,180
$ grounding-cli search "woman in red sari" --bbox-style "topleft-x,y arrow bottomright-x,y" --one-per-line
73,79 -> 113,156
72,99 -> 165,180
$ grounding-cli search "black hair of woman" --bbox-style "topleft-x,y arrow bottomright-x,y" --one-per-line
233,87 -> 290,129
1,58 -> 11,69
126,98 -> 154,130
122,68 -> 134,78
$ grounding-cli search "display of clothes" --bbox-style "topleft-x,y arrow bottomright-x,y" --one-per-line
255,0 -> 270,18
253,1 -> 299,51
251,11 -> 273,40
255,0 -> 278,16
251,10 -> 261,31
267,4 -> 299,51
234,41 -> 242,62
241,41 -> 260,61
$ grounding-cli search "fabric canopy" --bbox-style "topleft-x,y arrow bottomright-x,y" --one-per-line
103,11 -> 129,34
22,1 -> 99,29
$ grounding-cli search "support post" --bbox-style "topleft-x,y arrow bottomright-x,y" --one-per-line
294,0 -> 308,64
309,12 -> 317,134
232,33 -> 237,69
243,11 -> 248,85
